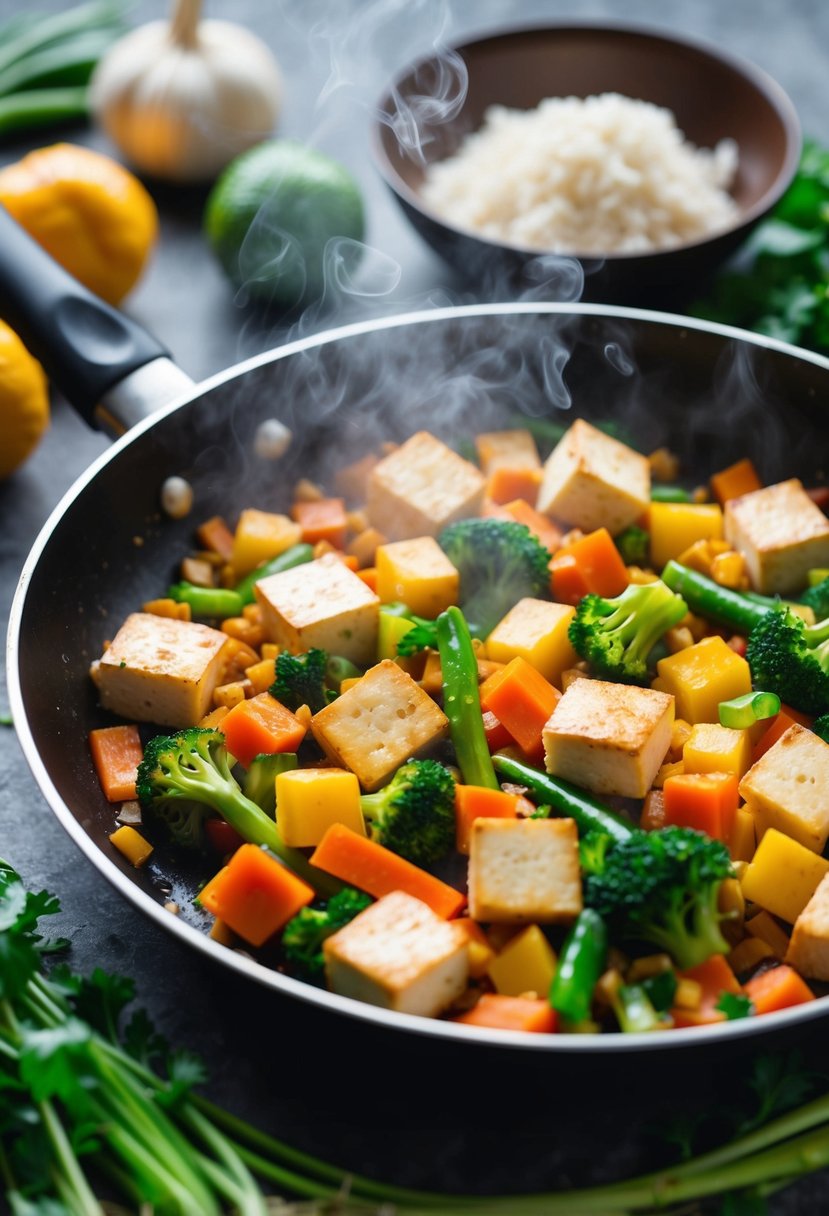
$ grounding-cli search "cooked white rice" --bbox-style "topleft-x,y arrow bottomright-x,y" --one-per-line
420,93 -> 739,255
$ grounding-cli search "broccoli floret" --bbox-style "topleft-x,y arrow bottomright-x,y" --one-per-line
584,826 -> 734,971
282,887 -> 372,981
800,576 -> 829,622
745,607 -> 829,716
438,518 -> 551,639
813,714 -> 829,744
136,728 -> 338,896
568,579 -> 689,685
270,648 -> 332,713
614,525 -> 650,566
579,829 -> 614,876
242,752 -> 298,816
359,759 -> 456,867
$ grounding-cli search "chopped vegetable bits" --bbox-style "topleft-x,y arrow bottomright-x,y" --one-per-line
87,418 -> 829,1033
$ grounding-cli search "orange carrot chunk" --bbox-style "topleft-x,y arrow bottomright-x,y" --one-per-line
752,707 -> 815,762
455,785 -> 521,854
199,843 -> 315,947
662,771 -> 740,842
486,466 -> 543,507
671,954 -> 742,1028
221,692 -> 307,768
550,527 -> 629,605
482,708 -> 514,752
453,993 -> 558,1033
479,656 -> 561,764
310,823 -> 465,919
196,514 -> 236,563
89,724 -> 144,802
710,458 -> 762,507
489,498 -> 564,554
291,498 -> 348,548
744,964 -> 816,1015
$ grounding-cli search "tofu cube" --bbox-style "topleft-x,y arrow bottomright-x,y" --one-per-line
542,678 -> 674,799
468,818 -> 582,924
231,508 -> 302,578
310,659 -> 448,791
375,536 -> 459,618
255,553 -> 379,666
739,724 -> 829,853
536,418 -> 650,535
366,431 -> 486,540
92,612 -> 229,727
275,767 -> 366,847
323,890 -> 469,1017
724,479 -> 829,595
486,598 -> 578,686
654,636 -> 752,724
475,429 -> 541,474
786,874 -> 829,981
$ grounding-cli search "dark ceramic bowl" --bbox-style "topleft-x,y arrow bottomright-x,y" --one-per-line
372,22 -> 801,305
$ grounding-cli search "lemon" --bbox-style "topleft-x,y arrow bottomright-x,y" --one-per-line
204,140 -> 365,309
0,320 -> 49,480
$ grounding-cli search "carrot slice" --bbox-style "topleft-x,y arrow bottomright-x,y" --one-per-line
89,724 -> 144,802
752,707 -> 815,762
671,954 -> 742,1027
744,964 -> 816,1015
453,994 -> 558,1033
486,467 -> 543,507
292,498 -> 348,548
310,823 -> 465,918
196,515 -> 235,563
479,656 -> 561,763
662,771 -> 740,842
550,527 -> 629,605
198,843 -> 314,947
455,785 -> 521,854
710,458 -> 762,506
221,692 -> 307,768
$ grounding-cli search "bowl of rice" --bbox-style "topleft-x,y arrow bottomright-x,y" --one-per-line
371,22 -> 801,305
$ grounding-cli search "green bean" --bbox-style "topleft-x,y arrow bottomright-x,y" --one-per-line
548,908 -> 608,1024
661,560 -> 772,634
491,753 -> 635,842
436,606 -> 499,790
168,582 -> 244,620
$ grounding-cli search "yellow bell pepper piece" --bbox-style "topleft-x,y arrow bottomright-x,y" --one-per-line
275,767 -> 366,848
231,509 -> 302,578
649,502 -> 724,571
730,806 -> 756,864
109,825 -> 153,868
487,925 -> 557,998
654,636 -> 752,724
682,723 -> 752,779
375,537 -> 459,618
740,828 -> 829,924
486,598 -> 577,687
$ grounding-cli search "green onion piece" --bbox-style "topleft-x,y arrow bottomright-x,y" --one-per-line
0,85 -> 88,138
650,485 -> 692,503
718,690 -> 781,729
168,581 -> 244,619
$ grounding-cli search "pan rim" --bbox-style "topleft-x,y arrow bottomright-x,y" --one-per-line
9,300 -> 829,1053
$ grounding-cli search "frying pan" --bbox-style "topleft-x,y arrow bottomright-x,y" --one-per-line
6,205 -> 829,1055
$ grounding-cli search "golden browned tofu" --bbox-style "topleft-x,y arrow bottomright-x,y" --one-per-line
468,818 -> 582,924
323,891 -> 469,1016
786,874 -> 829,981
543,678 -> 674,798
739,724 -> 829,853
310,659 -> 449,791
536,417 -> 650,535
366,431 -> 486,540
91,612 -> 229,727
724,479 -> 829,595
474,428 -> 541,474
255,553 -> 380,666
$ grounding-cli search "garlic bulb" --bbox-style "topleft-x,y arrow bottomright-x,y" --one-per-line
89,0 -> 282,183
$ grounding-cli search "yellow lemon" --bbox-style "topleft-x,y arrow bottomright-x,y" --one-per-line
0,142 -> 158,305
0,321 -> 49,479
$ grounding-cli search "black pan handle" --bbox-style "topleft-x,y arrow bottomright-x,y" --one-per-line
0,203 -> 176,428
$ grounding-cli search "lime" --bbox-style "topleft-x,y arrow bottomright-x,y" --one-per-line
204,140 -> 365,309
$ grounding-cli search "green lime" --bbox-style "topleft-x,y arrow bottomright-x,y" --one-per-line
204,140 -> 365,309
